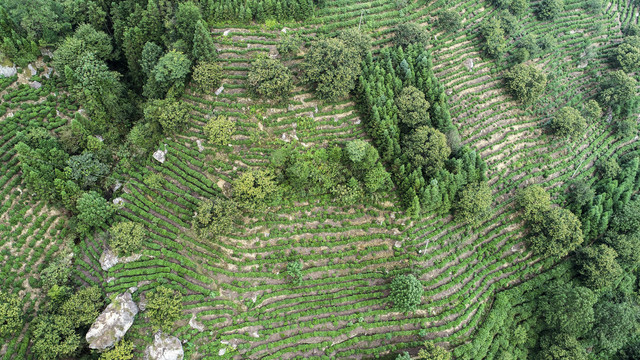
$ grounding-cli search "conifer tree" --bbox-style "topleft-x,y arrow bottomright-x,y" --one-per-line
192,20 -> 217,63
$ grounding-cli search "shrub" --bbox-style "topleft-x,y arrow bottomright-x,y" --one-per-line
100,340 -> 135,360
204,115 -> 235,146
503,63 -> 547,105
538,0 -> 564,19
455,182 -> 493,225
437,10 -> 462,31
146,286 -> 183,331
302,37 -> 362,101
109,221 -> 145,256
192,62 -> 223,93
192,198 -> 238,239
277,33 -> 303,58
0,292 -> 22,338
389,274 -> 423,312
247,57 -> 293,99
393,23 -> 429,48
286,260 -> 303,285
550,106 -> 587,140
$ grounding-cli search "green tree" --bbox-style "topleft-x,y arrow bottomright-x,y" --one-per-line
192,61 -> 223,92
109,221 -> 145,256
204,114 -> 235,145
538,282 -> 597,336
65,152 -> 109,190
616,36 -> 640,73
99,340 -> 135,360
145,286 -> 183,331
396,86 -> 431,129
233,169 -> 279,209
576,244 -> 623,289
396,352 -> 412,360
191,198 -> 238,239
510,0 -> 529,16
604,232 -> 640,269
596,157 -> 621,179
67,53 -> 131,135
436,10 -> 462,31
52,24 -> 113,78
538,333 -> 587,360
174,1 -> 203,47
529,207 -> 584,258
455,182 -> 492,225
481,17 -> 507,58
144,99 -> 191,135
599,70 -> 637,111
31,315 -> 80,360
302,37 -> 362,101
41,255 -> 72,290
503,63 -> 547,106
538,0 -> 564,19
0,292 -> 21,338
192,19 -> 217,63
592,301 -> 640,355
610,198 -> 640,234
402,126 -> 451,175
277,32 -> 303,58
389,274 -> 424,312
247,57 -> 294,99
583,99 -> 602,122
417,342 -> 451,360
150,50 -> 192,99
58,286 -> 103,328
337,28 -> 372,58
286,260 -> 303,285
550,106 -> 587,140
76,191 -> 114,234
394,23 -> 430,49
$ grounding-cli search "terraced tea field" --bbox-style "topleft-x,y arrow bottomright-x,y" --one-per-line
1,0 -> 639,358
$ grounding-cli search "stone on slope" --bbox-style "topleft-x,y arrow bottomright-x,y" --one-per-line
144,332 -> 184,360
86,292 -> 139,350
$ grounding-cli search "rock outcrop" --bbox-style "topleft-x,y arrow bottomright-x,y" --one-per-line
144,332 -> 184,360
86,292 -> 139,350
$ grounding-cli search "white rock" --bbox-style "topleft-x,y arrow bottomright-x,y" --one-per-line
86,292 -> 139,350
43,68 -> 52,79
354,119 -> 361,125
144,332 -> 184,360
0,65 -> 17,78
189,314 -> 205,332
196,139 -> 204,152
223,30 -> 231,36
29,81 -> 42,89
394,241 -> 402,248
28,64 -> 37,76
153,149 -> 166,163
114,181 -> 122,192
250,331 -> 260,338
281,27 -> 288,33
215,85 -> 224,96
40,48 -> 54,58
99,248 -> 142,271
95,135 -> 104,142
129,286 -> 138,293
113,197 -> 124,206
218,348 -> 226,356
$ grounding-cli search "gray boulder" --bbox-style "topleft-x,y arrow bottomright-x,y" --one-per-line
144,332 -> 184,360
86,292 -> 139,350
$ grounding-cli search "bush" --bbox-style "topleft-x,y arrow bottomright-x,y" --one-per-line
455,182 -> 493,225
302,37 -> 362,101
394,23 -> 429,48
204,115 -> 235,146
503,63 -> 547,105
615,36 -> 640,73
146,286 -> 183,331
436,10 -> 462,31
109,221 -> 145,256
191,198 -> 238,239
550,106 -> 587,140
538,0 -> 564,19
100,340 -> 135,360
192,62 -> 223,93
0,292 -> 22,338
389,274 -> 423,312
247,57 -> 293,99
277,33 -> 303,57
